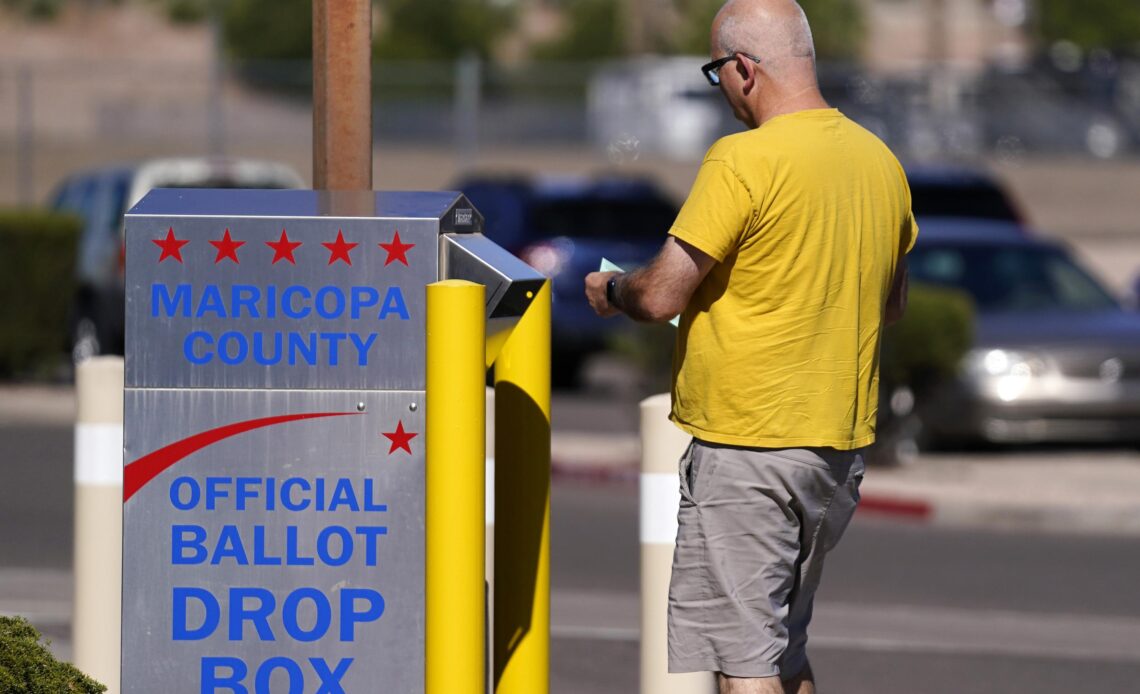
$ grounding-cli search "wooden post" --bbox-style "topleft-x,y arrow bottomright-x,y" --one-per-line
312,0 -> 373,190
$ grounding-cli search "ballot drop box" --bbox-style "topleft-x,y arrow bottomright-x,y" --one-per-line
120,189 -> 543,694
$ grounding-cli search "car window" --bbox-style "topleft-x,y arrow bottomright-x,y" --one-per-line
909,181 -> 1019,222
102,173 -> 131,235
54,176 -> 96,219
50,178 -> 78,211
910,243 -> 1118,312
71,177 -> 101,232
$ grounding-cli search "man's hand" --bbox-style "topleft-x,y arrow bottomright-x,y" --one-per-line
584,238 -> 716,323
585,270 -> 621,317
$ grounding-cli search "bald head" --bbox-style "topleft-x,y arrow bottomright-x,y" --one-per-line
713,0 -> 816,75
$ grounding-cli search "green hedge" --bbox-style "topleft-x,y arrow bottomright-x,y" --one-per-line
0,209 -> 81,378
880,283 -> 975,394
0,616 -> 106,693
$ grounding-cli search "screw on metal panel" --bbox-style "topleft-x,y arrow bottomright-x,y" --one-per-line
409,402 -> 418,412
357,402 -> 366,412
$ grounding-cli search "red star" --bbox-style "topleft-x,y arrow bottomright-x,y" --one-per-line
323,229 -> 358,266
265,228 -> 302,265
379,230 -> 416,267
209,228 -> 245,264
381,421 -> 418,455
152,227 -> 189,263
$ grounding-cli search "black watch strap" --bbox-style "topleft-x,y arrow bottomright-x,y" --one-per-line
606,275 -> 620,307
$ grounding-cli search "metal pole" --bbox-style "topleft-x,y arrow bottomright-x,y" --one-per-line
426,279 -> 486,694
638,394 -> 716,694
16,65 -> 33,205
454,53 -> 482,175
207,14 -> 225,156
312,0 -> 373,189
493,280 -> 551,694
73,356 -> 124,694
624,0 -> 647,55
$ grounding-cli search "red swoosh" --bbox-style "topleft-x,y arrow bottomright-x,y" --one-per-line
123,412 -> 360,502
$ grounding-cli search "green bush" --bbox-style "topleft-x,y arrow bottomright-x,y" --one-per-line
880,283 -> 975,395
0,209 -> 80,378
0,616 -> 106,693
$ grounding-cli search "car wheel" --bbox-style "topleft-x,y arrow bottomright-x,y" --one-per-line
69,296 -> 110,364
552,347 -> 587,390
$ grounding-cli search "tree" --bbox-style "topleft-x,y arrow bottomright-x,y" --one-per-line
222,0 -> 312,62
373,0 -> 515,61
799,0 -> 864,61
536,0 -> 865,61
1035,0 -> 1140,52
533,0 -> 625,61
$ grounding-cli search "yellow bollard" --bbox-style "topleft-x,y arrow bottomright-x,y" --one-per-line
493,280 -> 551,694
426,280 -> 486,694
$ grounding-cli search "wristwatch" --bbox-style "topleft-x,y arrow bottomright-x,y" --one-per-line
606,275 -> 620,307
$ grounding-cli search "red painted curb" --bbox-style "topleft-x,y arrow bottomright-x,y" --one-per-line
550,460 -> 637,483
856,494 -> 933,520
551,461 -> 936,523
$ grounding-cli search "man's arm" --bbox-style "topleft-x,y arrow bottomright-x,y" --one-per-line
585,236 -> 716,322
884,257 -> 908,327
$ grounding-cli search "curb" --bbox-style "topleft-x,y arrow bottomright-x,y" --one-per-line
550,456 -> 939,523
856,494 -> 933,520
551,458 -> 638,483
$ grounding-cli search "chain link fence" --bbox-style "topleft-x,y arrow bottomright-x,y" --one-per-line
3,56 -> 1139,204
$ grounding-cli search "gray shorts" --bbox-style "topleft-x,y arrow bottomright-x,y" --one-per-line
667,439 -> 865,679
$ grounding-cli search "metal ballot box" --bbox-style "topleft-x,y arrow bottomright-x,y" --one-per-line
121,189 -> 542,693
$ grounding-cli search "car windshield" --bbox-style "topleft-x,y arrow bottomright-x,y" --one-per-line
527,197 -> 676,241
910,242 -> 1119,312
909,181 -> 1019,221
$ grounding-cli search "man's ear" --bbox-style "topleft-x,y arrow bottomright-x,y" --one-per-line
736,52 -> 757,93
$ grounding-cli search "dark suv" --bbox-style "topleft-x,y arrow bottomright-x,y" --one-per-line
49,157 -> 304,361
457,174 -> 679,385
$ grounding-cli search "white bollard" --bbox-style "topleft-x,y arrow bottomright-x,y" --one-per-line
73,356 -> 123,694
640,394 -> 716,694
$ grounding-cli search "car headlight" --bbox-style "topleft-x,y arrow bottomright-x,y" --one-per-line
964,349 -> 1047,402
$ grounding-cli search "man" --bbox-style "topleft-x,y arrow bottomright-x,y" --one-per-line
584,1 -> 915,692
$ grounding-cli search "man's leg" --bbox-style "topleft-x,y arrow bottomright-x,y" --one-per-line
717,673 -> 783,694
716,663 -> 815,694
781,662 -> 815,694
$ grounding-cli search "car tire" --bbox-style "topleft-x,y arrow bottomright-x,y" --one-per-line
552,347 -> 587,390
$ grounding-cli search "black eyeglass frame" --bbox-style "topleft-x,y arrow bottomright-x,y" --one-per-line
701,53 -> 762,86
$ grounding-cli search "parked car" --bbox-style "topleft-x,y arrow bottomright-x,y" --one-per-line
978,68 -> 1133,159
49,157 -> 305,361
906,165 -> 1026,224
587,57 -> 731,161
457,174 -> 679,385
907,219 -> 1140,445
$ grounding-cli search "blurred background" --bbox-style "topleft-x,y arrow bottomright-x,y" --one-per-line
3,1 -> 1140,693
3,0 -> 1140,385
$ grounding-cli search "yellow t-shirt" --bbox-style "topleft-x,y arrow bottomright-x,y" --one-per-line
669,108 -> 917,450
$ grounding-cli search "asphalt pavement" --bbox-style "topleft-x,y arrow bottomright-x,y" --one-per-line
547,484 -> 1140,693
4,383 -> 1140,693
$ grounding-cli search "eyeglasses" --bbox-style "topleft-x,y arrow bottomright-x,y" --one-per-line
701,53 -> 762,86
